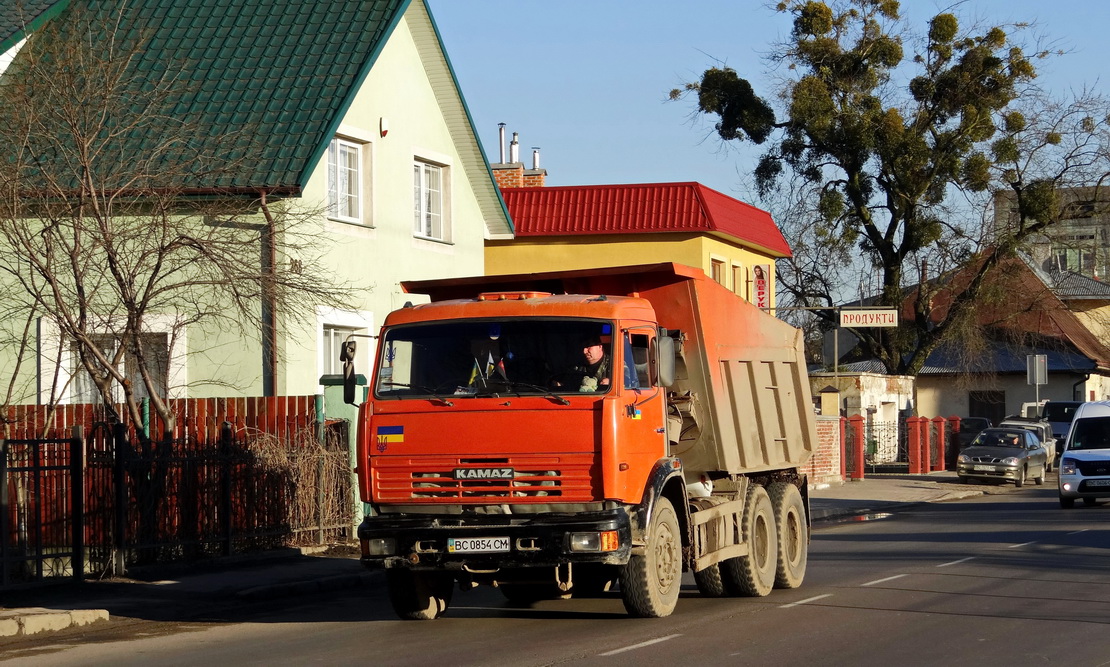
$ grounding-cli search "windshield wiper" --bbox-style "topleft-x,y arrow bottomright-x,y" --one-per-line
481,379 -> 571,405
378,382 -> 455,406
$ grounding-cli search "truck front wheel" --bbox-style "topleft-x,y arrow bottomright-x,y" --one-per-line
768,482 -> 807,589
386,569 -> 453,620
721,484 -> 777,597
620,496 -> 681,617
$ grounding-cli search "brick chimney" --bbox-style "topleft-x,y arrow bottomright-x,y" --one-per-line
491,125 -> 545,188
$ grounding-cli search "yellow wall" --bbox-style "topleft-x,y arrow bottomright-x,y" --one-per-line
486,232 -> 779,307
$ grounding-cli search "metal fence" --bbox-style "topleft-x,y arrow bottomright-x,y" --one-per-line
0,432 -> 84,588
3,421 -> 352,589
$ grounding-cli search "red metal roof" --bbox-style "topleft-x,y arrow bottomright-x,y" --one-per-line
500,182 -> 792,257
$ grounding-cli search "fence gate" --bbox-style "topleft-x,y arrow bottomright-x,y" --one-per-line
1,430 -> 85,588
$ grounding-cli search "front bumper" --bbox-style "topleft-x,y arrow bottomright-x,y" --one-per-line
1057,476 -> 1110,499
956,463 -> 1021,482
357,507 -> 632,570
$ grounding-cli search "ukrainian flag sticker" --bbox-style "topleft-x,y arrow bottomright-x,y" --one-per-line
376,425 -> 404,445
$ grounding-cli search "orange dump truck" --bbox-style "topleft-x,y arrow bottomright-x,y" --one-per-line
344,263 -> 816,619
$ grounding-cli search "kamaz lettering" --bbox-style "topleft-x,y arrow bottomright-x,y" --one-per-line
453,467 -> 514,480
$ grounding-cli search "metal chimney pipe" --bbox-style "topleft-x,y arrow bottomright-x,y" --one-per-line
498,123 -> 506,163
532,147 -> 541,170
510,132 -> 519,163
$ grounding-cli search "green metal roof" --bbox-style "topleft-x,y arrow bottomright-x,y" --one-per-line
3,0 -> 409,192
0,1 -> 65,54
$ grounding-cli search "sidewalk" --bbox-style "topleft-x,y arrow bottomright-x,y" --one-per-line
0,471 -> 1005,640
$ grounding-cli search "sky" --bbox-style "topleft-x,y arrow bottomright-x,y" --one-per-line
428,0 -> 1110,203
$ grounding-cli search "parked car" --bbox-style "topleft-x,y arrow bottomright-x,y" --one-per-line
956,427 -> 1048,487
1042,400 -> 1084,460
997,416 -> 1055,472
1058,401 -> 1110,508
946,417 -> 992,470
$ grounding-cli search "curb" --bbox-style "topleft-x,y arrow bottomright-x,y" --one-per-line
0,608 -> 109,638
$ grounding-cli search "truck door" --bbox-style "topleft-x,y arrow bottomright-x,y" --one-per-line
622,329 -> 668,461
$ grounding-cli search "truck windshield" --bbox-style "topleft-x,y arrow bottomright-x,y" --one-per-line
375,319 -> 616,399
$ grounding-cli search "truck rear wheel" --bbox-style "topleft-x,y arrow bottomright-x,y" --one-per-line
768,482 -> 807,589
721,484 -> 777,597
620,496 -> 681,617
386,569 -> 453,620
693,563 -> 727,597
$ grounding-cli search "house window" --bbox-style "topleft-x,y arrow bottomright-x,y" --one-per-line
732,264 -> 745,298
322,325 -> 359,376
413,161 -> 445,241
327,138 -> 362,223
70,333 -> 168,403
710,259 -> 725,286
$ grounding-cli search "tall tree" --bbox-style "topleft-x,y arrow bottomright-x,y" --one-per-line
673,0 -> 1110,375
0,4 -> 353,441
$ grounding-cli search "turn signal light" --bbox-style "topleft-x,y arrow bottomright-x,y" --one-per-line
569,530 -> 620,552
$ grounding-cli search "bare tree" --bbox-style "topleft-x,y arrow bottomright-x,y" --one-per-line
0,4 -> 354,442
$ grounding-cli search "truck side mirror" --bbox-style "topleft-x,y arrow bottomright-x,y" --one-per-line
341,340 -> 357,405
657,335 -> 675,387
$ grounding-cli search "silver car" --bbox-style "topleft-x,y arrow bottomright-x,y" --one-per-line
956,428 -> 1049,487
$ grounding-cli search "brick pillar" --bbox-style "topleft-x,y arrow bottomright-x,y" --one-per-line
906,416 -> 922,473
847,415 -> 865,480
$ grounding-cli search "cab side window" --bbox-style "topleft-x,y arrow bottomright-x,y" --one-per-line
626,332 -> 652,389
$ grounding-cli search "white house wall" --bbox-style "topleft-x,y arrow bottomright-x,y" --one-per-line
275,9 -> 491,396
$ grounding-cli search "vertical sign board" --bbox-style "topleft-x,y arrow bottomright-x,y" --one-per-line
1027,354 -> 1047,386
753,265 -> 771,309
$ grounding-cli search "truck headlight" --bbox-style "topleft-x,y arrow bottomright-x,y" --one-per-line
1060,458 -> 1077,475
363,537 -> 396,556
569,531 -> 619,552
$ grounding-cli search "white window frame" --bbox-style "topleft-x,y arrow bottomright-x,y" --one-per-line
413,159 -> 448,242
38,315 -> 187,405
317,307 -> 373,390
328,137 -> 363,224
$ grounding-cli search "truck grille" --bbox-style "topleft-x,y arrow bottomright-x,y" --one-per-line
372,454 -> 598,503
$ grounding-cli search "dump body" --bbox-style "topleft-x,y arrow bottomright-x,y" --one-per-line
400,262 -> 816,478
353,262 -> 816,619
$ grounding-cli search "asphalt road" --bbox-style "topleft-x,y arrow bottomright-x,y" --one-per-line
6,481 -> 1109,666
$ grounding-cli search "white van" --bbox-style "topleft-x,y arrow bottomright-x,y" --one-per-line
1057,401 -> 1110,508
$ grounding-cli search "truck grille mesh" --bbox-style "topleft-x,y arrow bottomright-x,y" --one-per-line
372,454 -> 597,503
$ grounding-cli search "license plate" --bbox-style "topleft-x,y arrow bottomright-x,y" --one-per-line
448,537 -> 510,553
1085,479 -> 1110,487
973,465 -> 994,471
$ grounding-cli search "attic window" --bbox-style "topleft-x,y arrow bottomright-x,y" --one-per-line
328,138 -> 362,224
413,160 -> 448,242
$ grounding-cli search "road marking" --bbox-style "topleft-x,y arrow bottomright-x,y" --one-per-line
937,556 -> 976,568
599,634 -> 682,656
1067,529 -> 1089,535
862,574 -> 908,587
780,593 -> 833,608
1008,541 -> 1036,549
